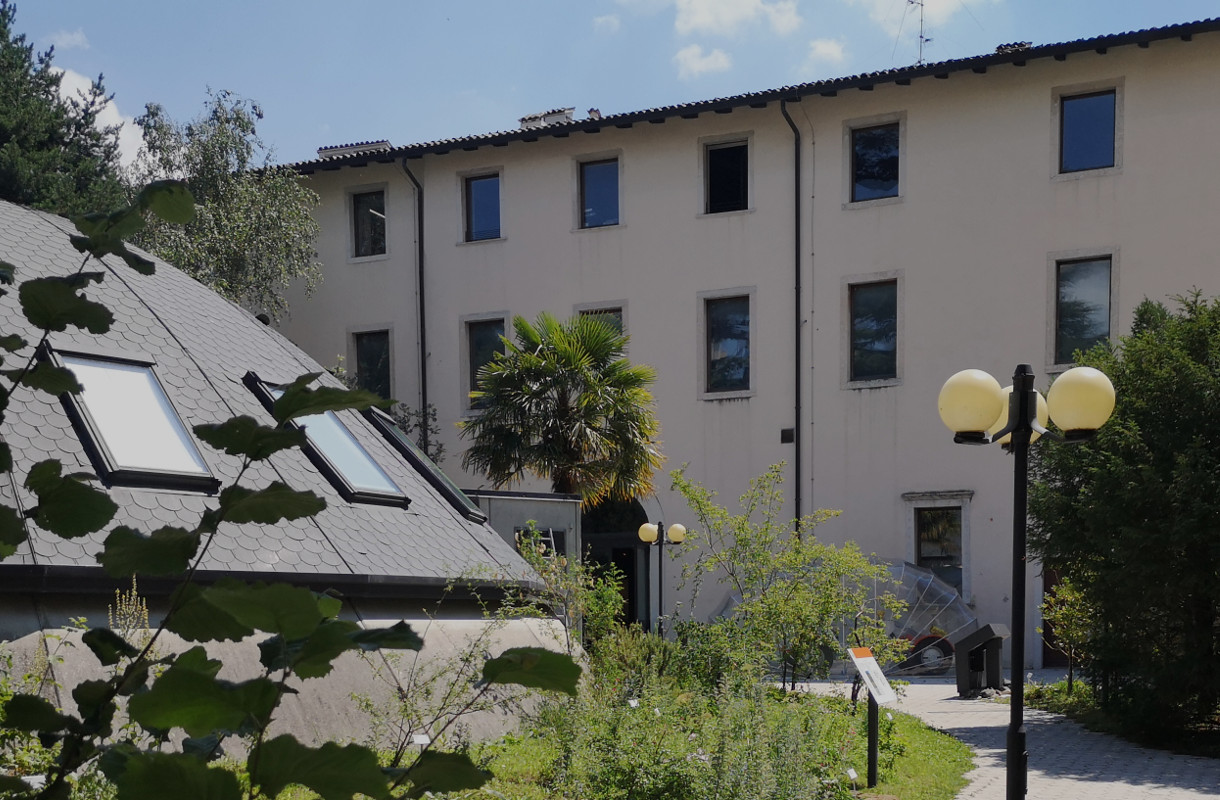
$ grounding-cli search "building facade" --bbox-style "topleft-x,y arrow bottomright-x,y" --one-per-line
280,19 -> 1220,666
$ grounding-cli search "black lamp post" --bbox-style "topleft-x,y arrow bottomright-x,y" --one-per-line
938,363 -> 1114,800
637,521 -> 686,636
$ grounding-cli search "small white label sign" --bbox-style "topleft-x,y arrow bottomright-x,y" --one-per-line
848,646 -> 897,706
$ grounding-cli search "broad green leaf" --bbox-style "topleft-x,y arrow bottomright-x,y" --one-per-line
0,504 -> 26,557
7,362 -> 81,395
2,693 -> 72,732
128,647 -> 278,737
252,736 -> 390,800
0,259 -> 14,284
271,373 -> 390,423
82,627 -> 139,666
194,415 -> 306,460
72,211 -> 109,238
349,620 -> 423,652
24,460 -> 117,538
138,180 -> 196,224
481,647 -> 581,696
0,334 -> 25,351
99,525 -> 201,577
258,624 -> 353,679
72,679 -> 117,736
117,245 -> 156,276
182,734 -> 223,761
114,751 -> 241,800
164,584 -> 252,642
201,580 -> 328,641
402,751 -> 491,798
218,482 -> 325,525
18,274 -> 113,334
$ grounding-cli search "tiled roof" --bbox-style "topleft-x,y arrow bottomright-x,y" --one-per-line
0,200 -> 530,595
288,17 -> 1220,174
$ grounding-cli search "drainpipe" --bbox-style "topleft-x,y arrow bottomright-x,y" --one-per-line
780,99 -> 803,525
401,158 -> 429,455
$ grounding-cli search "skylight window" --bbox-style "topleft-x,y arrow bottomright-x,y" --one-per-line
58,353 -> 216,490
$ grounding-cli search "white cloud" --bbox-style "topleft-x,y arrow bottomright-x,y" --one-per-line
673,43 -> 732,79
674,0 -> 801,37
594,14 -> 622,34
847,0 -> 994,37
47,28 -> 89,51
54,68 -> 142,168
806,37 -> 846,66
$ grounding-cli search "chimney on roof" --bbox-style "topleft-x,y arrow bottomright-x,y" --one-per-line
519,108 -> 575,130
588,108 -> 602,121
994,41 -> 1032,54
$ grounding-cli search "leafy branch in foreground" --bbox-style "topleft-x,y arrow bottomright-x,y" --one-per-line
0,183 -> 580,799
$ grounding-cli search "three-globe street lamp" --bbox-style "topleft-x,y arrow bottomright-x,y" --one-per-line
637,521 -> 686,636
938,363 -> 1114,800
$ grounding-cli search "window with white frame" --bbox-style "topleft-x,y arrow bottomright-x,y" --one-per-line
58,352 -> 215,490
580,159 -> 619,228
465,317 -> 505,409
903,490 -> 972,600
851,122 -> 900,202
578,305 -> 624,335
353,330 -> 391,400
464,174 -> 501,241
704,140 -> 748,214
1055,256 -> 1111,364
703,294 -> 751,394
849,280 -> 898,382
351,190 -> 386,258
1059,89 -> 1116,174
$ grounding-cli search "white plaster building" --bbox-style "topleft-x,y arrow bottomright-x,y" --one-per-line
279,19 -> 1220,666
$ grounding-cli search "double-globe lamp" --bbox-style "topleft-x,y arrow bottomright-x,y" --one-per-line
938,363 -> 1114,800
637,521 -> 686,636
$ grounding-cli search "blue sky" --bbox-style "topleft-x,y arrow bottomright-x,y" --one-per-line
15,1 -> 1220,165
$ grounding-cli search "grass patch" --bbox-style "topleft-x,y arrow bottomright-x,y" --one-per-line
857,710 -> 973,800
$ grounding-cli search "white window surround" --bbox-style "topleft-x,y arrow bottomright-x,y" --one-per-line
1044,247 -> 1119,372
1050,77 -> 1124,181
902,490 -> 974,607
460,312 -> 508,415
841,269 -> 904,389
697,286 -> 756,401
842,111 -> 907,210
456,167 -> 505,245
55,350 -> 216,491
573,150 -> 624,232
696,132 -> 754,218
345,183 -> 390,263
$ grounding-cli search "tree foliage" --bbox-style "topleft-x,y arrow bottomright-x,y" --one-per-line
672,464 -> 906,689
127,89 -> 321,321
0,0 -> 125,215
460,312 -> 662,508
0,184 -> 579,798
1030,292 -> 1220,733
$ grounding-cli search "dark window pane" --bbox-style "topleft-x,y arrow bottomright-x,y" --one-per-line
352,191 -> 386,257
467,319 -> 504,407
706,296 -> 750,392
354,330 -> 391,400
465,175 -> 501,241
1056,258 -> 1111,363
706,142 -> 748,213
852,123 -> 900,202
916,507 -> 962,595
850,281 -> 898,381
1060,91 -> 1115,173
580,307 -> 624,335
581,159 -> 619,228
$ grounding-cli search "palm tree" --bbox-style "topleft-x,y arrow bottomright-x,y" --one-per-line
460,312 -> 662,507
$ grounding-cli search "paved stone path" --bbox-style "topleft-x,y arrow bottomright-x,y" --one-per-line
808,674 -> 1220,798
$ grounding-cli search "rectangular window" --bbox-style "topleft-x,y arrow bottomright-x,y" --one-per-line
851,123 -> 900,202
849,281 -> 898,381
705,141 -> 748,214
1056,257 -> 1111,364
916,507 -> 963,595
580,159 -> 619,228
59,353 -> 216,490
1060,90 -> 1116,173
465,174 -> 501,241
705,295 -> 750,393
352,190 -> 386,257
354,330 -> 391,400
579,306 -> 624,335
467,318 -> 505,408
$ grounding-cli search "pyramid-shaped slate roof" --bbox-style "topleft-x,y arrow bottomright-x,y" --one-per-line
0,200 -> 529,597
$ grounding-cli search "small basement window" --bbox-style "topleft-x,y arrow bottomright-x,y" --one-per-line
57,352 -> 217,491
246,373 -> 408,507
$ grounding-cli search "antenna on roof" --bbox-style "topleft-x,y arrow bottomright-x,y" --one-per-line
908,0 -> 932,65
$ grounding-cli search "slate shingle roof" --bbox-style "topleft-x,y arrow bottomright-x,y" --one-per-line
0,200 -> 529,594
287,17 -> 1220,174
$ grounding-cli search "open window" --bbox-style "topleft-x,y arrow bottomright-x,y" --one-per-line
53,350 -> 218,491
245,372 -> 409,507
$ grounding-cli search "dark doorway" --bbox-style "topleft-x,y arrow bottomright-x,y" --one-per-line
1041,569 -> 1069,668
582,497 -> 650,629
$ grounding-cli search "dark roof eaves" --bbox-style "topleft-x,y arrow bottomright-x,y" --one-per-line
288,17 -> 1220,174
